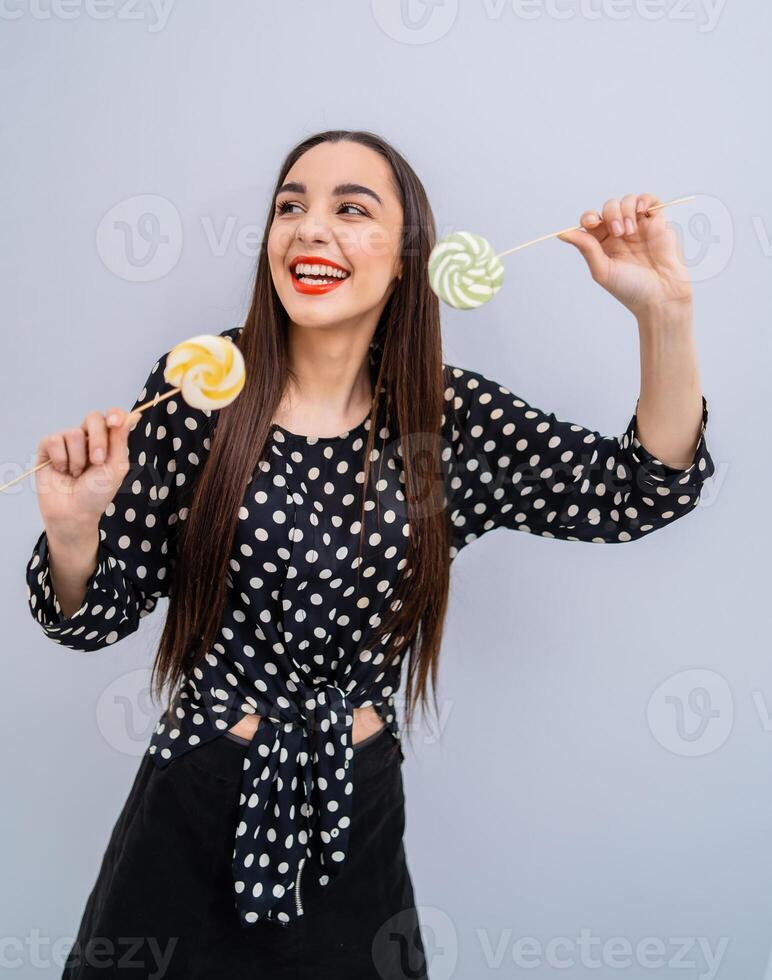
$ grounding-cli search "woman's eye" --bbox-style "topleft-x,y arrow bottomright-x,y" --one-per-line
275,201 -> 367,217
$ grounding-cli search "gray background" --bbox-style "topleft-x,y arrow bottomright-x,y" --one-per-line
1,1 -> 768,976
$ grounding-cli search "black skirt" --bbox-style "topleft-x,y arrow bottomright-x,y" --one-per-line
62,725 -> 428,979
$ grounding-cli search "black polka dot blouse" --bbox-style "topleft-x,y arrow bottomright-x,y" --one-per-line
26,325 -> 714,928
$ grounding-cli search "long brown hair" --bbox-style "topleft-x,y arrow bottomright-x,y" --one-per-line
151,130 -> 451,745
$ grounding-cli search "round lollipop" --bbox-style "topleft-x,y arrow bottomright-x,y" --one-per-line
163,333 -> 246,411
428,231 -> 505,310
428,195 -> 696,310
0,333 -> 247,493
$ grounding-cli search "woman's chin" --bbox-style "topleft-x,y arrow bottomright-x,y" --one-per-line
282,295 -> 364,327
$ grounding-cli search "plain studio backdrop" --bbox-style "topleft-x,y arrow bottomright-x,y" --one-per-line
1,1 -> 769,976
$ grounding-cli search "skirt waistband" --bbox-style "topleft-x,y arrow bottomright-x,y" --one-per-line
221,722 -> 390,753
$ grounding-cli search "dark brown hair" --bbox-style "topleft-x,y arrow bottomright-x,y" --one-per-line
151,130 -> 451,746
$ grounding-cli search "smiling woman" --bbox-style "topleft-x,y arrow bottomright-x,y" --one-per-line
27,130 -> 714,980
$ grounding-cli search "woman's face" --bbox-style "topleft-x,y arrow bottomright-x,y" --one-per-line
267,141 -> 404,331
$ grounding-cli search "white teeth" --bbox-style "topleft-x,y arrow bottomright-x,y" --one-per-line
293,263 -> 348,279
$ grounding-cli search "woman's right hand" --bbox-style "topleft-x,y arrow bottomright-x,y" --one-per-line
34,407 -> 142,535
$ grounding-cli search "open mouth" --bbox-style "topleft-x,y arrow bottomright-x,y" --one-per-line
289,257 -> 351,296
291,262 -> 350,285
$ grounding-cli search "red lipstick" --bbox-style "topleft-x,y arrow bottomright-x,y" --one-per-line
289,254 -> 351,296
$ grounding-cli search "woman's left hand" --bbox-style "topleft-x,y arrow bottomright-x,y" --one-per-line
556,193 -> 692,319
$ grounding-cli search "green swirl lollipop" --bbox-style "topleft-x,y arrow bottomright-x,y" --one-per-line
428,231 -> 504,310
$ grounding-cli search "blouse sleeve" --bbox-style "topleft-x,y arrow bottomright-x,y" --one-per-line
442,363 -> 715,557
25,345 -> 214,651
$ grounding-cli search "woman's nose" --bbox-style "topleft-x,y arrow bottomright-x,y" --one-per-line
296,210 -> 332,244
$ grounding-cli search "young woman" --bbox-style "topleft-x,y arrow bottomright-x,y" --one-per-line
26,130 -> 714,979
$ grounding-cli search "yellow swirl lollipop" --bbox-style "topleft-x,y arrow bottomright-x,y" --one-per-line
163,334 -> 246,411
0,333 -> 247,493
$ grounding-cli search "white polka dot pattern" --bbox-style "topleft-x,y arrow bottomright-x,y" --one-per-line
443,366 -> 713,553
25,327 -> 714,928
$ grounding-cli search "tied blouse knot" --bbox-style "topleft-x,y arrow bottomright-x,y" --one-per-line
26,325 -> 715,928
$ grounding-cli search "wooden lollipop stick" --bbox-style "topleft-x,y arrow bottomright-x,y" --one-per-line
0,387 -> 182,494
133,386 -> 181,414
495,195 -> 697,259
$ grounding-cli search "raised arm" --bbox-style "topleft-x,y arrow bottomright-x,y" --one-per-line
26,344 -> 213,651
444,191 -> 716,556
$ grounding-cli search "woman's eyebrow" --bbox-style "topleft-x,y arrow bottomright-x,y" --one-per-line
276,181 -> 383,206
